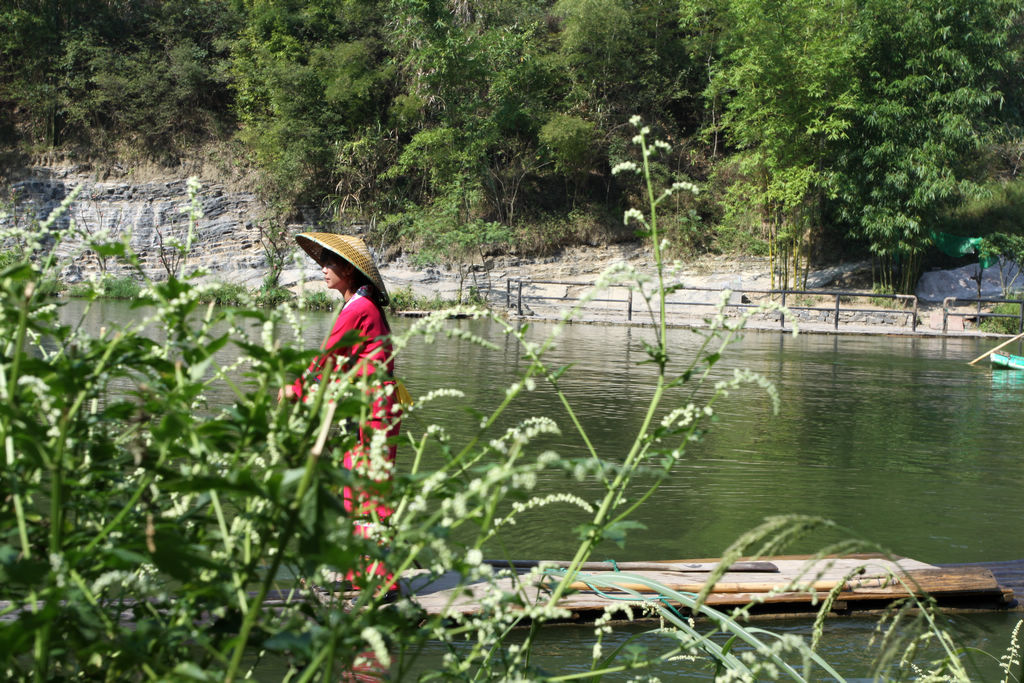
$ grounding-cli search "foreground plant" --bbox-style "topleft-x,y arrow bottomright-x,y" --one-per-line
0,119 -> 992,682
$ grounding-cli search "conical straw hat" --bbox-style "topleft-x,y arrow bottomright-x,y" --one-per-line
295,232 -> 389,306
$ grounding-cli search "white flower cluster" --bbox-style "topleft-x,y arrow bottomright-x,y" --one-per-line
16,375 -> 61,440
402,388 -> 464,416
487,416 -> 559,456
424,423 -> 451,444
1001,619 -> 1023,680
714,368 -> 780,414
489,492 -> 595,533
623,207 -> 646,225
555,261 -> 642,326
732,631 -> 810,681
612,161 -> 640,175
503,376 -> 537,400
350,429 -> 394,483
48,552 -> 68,589
89,567 -> 164,600
442,324 -> 501,350
590,603 -> 640,662
435,577 -> 572,676
359,626 -> 391,668
570,458 -> 608,481
659,403 -> 702,430
671,180 -> 699,195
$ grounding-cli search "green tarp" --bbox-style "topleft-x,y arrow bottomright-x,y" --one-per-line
930,231 -> 998,268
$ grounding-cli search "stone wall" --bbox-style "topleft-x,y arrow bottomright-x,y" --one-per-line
3,166 -> 274,288
755,308 -> 918,328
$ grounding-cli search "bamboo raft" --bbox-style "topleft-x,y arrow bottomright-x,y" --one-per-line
401,553 -> 1020,622
3,555 -> 1019,628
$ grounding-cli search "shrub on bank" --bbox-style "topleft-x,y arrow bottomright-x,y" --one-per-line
196,282 -> 249,306
0,249 -> 62,295
65,276 -> 143,300
301,290 -> 334,311
0,249 -> 23,269
35,276 -> 64,297
253,284 -> 293,307
65,277 -> 302,309
388,285 -> 479,311
980,300 -> 1024,334
102,276 -> 141,299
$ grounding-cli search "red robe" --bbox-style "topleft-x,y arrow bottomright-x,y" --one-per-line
291,294 -> 395,399
292,293 -> 400,583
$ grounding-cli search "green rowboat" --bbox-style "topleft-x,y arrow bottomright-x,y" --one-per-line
990,352 -> 1024,370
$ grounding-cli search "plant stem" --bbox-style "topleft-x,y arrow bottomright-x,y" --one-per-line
225,375 -> 334,682
543,126 -> 672,607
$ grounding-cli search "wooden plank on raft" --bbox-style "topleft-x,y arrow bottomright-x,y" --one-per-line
840,567 -> 1002,599
403,555 -> 1014,620
566,566 -> 1001,600
548,568 -> 1009,616
485,559 -> 780,573
562,557 -> 919,592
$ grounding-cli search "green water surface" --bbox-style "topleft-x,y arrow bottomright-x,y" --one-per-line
61,298 -> 1024,680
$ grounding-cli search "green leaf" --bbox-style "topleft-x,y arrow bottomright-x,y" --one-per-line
107,547 -> 151,568
0,546 -> 49,586
604,520 -> 646,549
150,530 -> 218,581
170,662 -> 222,681
548,364 -> 574,382
263,629 -> 314,657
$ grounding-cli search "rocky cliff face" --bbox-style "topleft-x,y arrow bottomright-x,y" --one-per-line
3,165 -> 272,288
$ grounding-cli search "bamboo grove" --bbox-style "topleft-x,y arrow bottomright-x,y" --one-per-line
3,0 -> 1024,291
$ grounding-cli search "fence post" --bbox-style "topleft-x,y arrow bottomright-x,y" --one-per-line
506,278 -> 511,309
626,287 -> 633,321
517,279 -> 523,316
834,294 -> 840,330
912,296 -> 919,332
1019,301 -> 1023,334
780,290 -> 786,329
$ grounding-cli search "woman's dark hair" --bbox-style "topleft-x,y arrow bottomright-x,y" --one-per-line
327,253 -> 389,320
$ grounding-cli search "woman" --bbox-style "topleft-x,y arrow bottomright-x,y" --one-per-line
282,232 -> 401,582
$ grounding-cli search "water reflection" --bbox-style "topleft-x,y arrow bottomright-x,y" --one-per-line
992,368 -> 1024,389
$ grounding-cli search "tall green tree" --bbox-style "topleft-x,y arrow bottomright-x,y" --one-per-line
0,0 -> 237,153
685,0 -> 862,288
0,0 -> 58,145
539,113 -> 597,206
378,0 -> 557,236
555,0 -> 692,127
834,0 -> 1023,292
230,0 -> 393,207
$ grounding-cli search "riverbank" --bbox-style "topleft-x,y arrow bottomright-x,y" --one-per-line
57,240 -> 1008,338
370,246 -> 1012,338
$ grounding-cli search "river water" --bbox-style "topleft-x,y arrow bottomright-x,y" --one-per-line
61,299 -> 1024,679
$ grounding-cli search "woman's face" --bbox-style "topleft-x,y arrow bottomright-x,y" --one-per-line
323,257 -> 355,293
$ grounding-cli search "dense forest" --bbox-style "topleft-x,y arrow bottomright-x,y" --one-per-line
2,0 -> 1024,291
